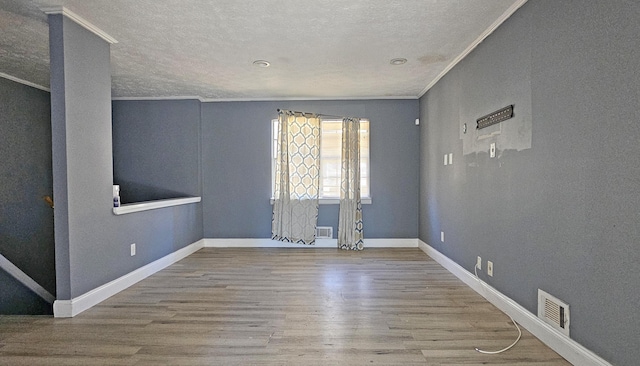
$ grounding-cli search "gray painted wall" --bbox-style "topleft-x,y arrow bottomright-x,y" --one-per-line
49,15 -> 202,299
112,100 -> 202,203
202,100 -> 419,239
0,269 -> 52,315
0,77 -> 54,314
419,1 -> 639,365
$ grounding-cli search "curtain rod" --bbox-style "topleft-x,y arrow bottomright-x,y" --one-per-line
277,109 -> 361,120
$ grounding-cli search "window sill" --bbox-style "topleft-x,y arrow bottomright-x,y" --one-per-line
113,196 -> 201,215
270,197 -> 371,205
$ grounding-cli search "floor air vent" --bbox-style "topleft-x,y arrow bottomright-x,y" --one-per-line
538,289 -> 570,336
316,226 -> 333,239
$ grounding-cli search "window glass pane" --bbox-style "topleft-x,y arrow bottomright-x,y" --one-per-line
273,118 -> 370,199
319,119 -> 369,199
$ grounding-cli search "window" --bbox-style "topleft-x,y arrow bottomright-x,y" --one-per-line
272,118 -> 370,201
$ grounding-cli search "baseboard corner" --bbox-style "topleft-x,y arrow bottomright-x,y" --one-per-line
53,239 -> 204,318
417,239 -> 612,366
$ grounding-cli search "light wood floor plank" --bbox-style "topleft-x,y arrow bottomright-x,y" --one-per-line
0,248 -> 570,365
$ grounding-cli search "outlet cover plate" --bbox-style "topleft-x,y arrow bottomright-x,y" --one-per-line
487,261 -> 493,276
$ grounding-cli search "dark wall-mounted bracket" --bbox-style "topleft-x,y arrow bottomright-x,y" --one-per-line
477,104 -> 514,129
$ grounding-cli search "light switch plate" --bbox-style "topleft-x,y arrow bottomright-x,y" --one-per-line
490,143 -> 496,158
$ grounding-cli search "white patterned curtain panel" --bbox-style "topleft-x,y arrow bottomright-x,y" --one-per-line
272,110 -> 321,245
338,117 -> 364,250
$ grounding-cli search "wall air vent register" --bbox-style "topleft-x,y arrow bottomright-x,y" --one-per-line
538,289 -> 570,337
316,226 -> 333,239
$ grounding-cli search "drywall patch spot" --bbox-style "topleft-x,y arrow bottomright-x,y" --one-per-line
418,54 -> 448,65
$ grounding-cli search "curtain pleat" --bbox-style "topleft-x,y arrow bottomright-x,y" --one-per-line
338,117 -> 364,250
271,110 -> 320,245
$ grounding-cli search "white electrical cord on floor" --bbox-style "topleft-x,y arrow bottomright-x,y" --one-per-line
473,263 -> 522,354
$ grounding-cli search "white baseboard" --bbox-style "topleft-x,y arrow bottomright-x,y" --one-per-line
53,239 -> 205,318
204,238 -> 418,248
418,240 -> 612,366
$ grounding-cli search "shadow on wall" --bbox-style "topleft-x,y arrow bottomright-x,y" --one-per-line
115,180 -> 193,204
0,76 -> 55,315
0,269 -> 53,315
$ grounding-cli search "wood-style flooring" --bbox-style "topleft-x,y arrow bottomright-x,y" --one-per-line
0,248 -> 571,365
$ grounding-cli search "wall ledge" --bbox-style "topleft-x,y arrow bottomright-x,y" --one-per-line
418,240 -> 612,366
113,196 -> 201,215
53,239 -> 204,317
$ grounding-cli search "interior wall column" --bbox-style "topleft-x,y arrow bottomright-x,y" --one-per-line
45,7 -> 117,303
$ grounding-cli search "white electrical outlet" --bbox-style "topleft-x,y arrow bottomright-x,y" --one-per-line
130,243 -> 136,256
490,143 -> 496,158
440,231 -> 445,242
444,154 -> 448,166
448,153 -> 453,165
476,256 -> 482,270
487,261 -> 493,276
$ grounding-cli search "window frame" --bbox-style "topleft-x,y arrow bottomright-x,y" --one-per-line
271,118 -> 371,205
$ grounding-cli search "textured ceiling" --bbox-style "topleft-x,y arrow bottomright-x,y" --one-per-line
1,0 -> 524,100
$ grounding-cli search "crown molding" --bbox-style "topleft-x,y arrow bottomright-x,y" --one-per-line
199,95 -> 419,103
0,72 -> 50,92
41,6 -> 118,44
111,96 -> 204,102
111,95 -> 418,103
418,0 -> 528,98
